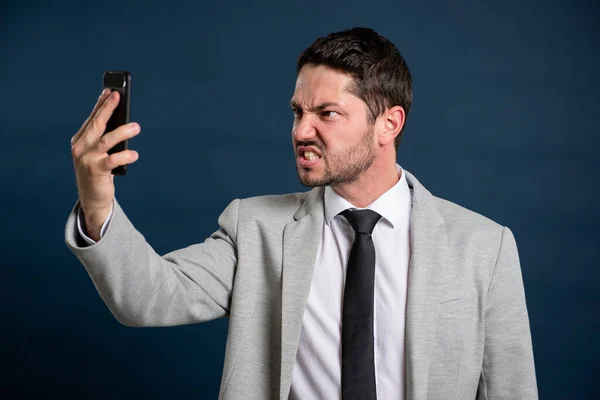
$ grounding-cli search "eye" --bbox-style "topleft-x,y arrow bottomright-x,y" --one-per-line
321,110 -> 339,118
292,108 -> 303,118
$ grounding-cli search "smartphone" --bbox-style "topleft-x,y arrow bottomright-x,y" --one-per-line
102,71 -> 132,175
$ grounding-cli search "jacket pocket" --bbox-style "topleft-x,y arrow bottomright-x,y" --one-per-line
438,295 -> 475,316
427,295 -> 475,400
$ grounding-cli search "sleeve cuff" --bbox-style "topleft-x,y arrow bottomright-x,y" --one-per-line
77,202 -> 114,245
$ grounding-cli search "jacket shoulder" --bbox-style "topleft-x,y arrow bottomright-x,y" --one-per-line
432,195 -> 507,246
237,191 -> 311,221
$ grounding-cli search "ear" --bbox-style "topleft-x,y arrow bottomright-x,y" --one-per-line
378,106 -> 405,146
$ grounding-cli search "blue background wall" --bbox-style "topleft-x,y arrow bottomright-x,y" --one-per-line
2,0 -> 598,398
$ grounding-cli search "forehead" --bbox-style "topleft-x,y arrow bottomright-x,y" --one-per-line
292,64 -> 358,105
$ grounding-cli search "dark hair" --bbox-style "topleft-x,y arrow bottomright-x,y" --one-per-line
296,27 -> 412,151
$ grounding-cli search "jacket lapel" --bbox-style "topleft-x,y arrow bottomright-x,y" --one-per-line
403,170 -> 448,400
279,186 -> 325,400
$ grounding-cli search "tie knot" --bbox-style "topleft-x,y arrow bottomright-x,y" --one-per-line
341,209 -> 381,235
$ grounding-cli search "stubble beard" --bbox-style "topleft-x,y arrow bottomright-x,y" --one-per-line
297,125 -> 376,187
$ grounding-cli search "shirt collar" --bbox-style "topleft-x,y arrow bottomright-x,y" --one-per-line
324,164 -> 410,228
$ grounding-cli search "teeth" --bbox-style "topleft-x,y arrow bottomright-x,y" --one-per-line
304,151 -> 319,161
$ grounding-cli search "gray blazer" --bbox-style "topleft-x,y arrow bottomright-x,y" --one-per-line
65,169 -> 538,399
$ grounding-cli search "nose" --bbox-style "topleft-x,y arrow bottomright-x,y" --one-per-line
292,117 -> 317,143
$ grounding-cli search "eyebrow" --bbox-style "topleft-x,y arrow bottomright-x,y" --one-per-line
290,100 -> 342,112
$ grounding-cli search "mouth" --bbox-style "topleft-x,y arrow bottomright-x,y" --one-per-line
296,146 -> 323,161
296,146 -> 323,168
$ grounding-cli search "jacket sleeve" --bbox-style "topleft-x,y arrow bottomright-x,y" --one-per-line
476,226 -> 538,399
65,196 -> 239,327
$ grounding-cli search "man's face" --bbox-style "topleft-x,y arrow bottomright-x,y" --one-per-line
291,64 -> 377,187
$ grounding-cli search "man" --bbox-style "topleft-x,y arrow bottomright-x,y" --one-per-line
66,27 -> 538,399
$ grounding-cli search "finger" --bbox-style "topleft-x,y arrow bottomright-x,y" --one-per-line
101,149 -> 139,172
85,89 -> 114,131
71,89 -> 112,146
83,90 -> 121,145
97,122 -> 140,153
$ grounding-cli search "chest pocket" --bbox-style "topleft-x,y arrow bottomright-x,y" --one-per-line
426,295 -> 475,400
438,295 -> 475,315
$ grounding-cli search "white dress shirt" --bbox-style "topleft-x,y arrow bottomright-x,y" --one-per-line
77,165 -> 413,399
289,164 -> 412,400
77,204 -> 113,245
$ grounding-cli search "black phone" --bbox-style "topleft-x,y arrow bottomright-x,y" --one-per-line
102,71 -> 132,175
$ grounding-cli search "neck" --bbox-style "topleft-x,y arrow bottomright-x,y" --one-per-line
331,157 -> 400,208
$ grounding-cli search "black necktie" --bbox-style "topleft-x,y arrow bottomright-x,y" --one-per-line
340,209 -> 381,400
